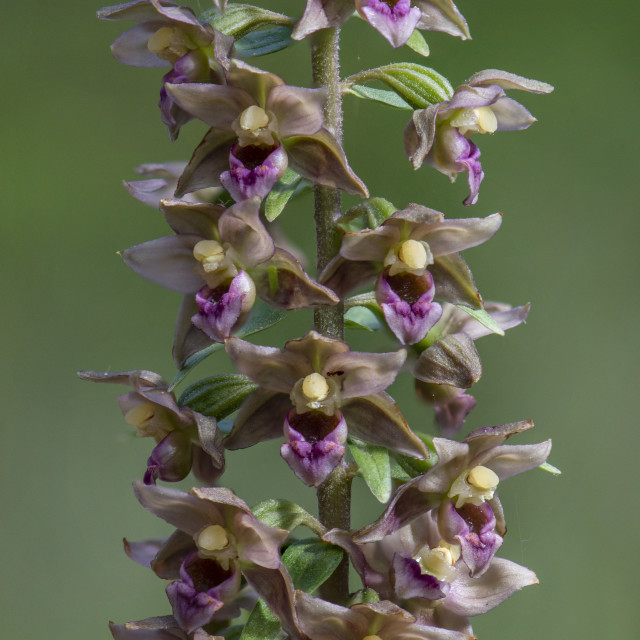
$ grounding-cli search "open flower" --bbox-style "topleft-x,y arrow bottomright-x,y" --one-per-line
413,301 -> 530,433
320,204 -> 502,344
121,198 -> 337,365
293,1 -> 469,48
98,0 -> 232,140
77,369 -> 224,485
166,60 -> 368,201
133,482 -> 298,636
354,420 -> 551,578
405,70 -> 553,205
224,331 -> 428,485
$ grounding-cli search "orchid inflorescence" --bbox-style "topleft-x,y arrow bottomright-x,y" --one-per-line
81,1 -> 556,639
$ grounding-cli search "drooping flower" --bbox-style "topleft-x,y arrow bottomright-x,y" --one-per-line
98,0 -> 233,140
224,330 -> 428,485
166,60 -> 368,201
293,1 -> 470,48
354,421 -> 551,577
295,592 -> 470,640
320,204 -> 502,344
325,509 -> 538,635
120,198 -> 338,365
404,70 -> 553,205
77,369 -> 225,485
133,482 -> 298,637
412,301 -> 530,433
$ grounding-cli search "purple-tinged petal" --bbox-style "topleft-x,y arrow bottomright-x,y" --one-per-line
151,528 -> 194,580
218,199 -> 275,267
357,0 -> 421,48
434,391 -> 476,435
393,553 -> 450,601
109,22 -> 172,67
318,255 -> 379,299
283,330 -> 350,366
123,537 -> 166,569
266,85 -> 325,137
442,84 -> 504,111
445,557 -> 538,617
173,294 -> 212,368
193,413 -> 225,476
414,0 -> 470,39
230,511 -> 289,569
251,248 -> 340,309
458,138 -> 483,206
220,144 -> 288,202
341,392 -> 429,459
457,302 -> 530,340
420,212 -> 502,257
176,129 -> 236,196
281,410 -> 347,486
121,235 -> 203,293
160,199 -> 225,238
225,339 -> 310,392
484,440 -> 552,480
292,0 -> 354,40
191,272 -> 256,342
227,60 -> 284,106
438,501 -> 502,577
223,390 -> 291,450
413,334 -> 482,388
144,430 -> 193,485
429,253 -> 482,309
490,96 -> 537,131
166,83 -> 255,130
98,1 -> 168,23
109,615 -> 191,640
377,271 -> 443,345
404,104 -> 439,170
325,347 -> 406,398
284,129 -> 369,197
339,225 -> 399,262
467,69 -> 554,94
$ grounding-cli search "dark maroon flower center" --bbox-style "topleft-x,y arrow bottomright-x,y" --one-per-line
234,144 -> 279,170
288,410 -> 341,443
186,557 -> 234,592
385,271 -> 430,304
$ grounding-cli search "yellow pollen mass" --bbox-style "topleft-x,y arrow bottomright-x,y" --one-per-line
124,402 -> 155,428
467,465 -> 499,490
193,240 -> 224,265
239,105 -> 270,131
147,27 -> 175,54
398,239 -> 428,270
197,525 -> 229,552
302,373 -> 330,402
474,106 -> 498,133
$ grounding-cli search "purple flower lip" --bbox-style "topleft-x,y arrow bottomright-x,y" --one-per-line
359,0 -> 422,48
220,143 -> 288,202
281,410 -> 348,486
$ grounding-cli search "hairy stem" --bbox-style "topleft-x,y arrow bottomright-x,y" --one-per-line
311,27 -> 351,603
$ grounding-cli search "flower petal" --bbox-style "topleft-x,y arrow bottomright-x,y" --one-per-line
267,85 -> 325,137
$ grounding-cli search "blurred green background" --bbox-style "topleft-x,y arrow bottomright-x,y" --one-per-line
2,0 -> 638,638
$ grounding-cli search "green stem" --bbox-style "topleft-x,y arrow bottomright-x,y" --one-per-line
311,27 -> 351,604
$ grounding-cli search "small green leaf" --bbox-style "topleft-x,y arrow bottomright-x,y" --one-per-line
389,456 -> 412,482
350,63 -> 453,109
348,437 -> 392,503
282,539 -> 343,593
344,292 -> 379,312
177,374 -> 257,419
264,169 -> 308,222
235,25 -> 293,57
539,461 -> 562,475
221,625 -> 244,640
169,303 -> 286,390
405,30 -> 430,57
207,4 -> 294,39
337,197 -> 397,232
240,600 -> 281,640
346,85 -> 412,109
348,588 -> 380,605
252,499 -> 325,536
345,306 -> 382,332
456,306 -> 505,336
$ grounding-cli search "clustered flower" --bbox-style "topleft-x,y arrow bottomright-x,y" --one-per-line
87,3 -> 554,640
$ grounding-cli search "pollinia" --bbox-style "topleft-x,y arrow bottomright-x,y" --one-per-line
81,2 -> 557,638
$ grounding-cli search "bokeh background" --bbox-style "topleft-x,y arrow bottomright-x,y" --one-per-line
2,1 -> 638,638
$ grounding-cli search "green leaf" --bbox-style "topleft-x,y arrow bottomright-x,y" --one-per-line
539,461 -> 562,475
348,588 -> 380,605
206,4 -> 294,39
177,374 -> 257,419
240,600 -> 281,640
264,169 -> 308,222
252,499 -> 325,535
235,25 -> 293,57
344,292 -> 379,312
348,437 -> 392,503
169,303 -> 286,390
389,456 -> 412,482
352,63 -> 453,109
344,306 -> 382,332
337,197 -> 397,232
282,539 -> 343,593
346,85 -> 412,109
456,306 -> 505,336
221,625 -> 244,640
405,30 -> 430,57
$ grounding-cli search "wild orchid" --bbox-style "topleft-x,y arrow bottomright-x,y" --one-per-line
85,2 -> 555,639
